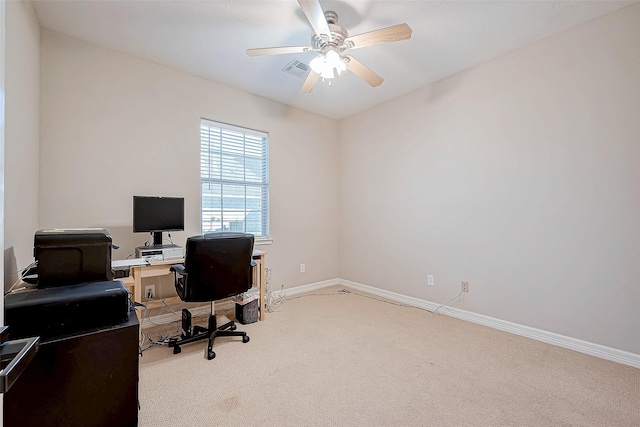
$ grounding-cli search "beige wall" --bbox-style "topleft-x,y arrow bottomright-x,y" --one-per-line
4,0 -> 39,290
39,30 -> 340,295
338,4 -> 640,354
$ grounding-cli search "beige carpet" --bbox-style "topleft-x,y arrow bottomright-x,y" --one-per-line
138,286 -> 639,426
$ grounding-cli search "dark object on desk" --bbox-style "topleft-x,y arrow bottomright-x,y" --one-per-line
114,266 -> 131,278
4,280 -> 130,342
3,311 -> 139,427
34,228 -> 114,287
20,263 -> 38,285
236,298 -> 259,324
169,232 -> 255,360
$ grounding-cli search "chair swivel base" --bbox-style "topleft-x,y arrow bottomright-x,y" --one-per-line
168,310 -> 249,360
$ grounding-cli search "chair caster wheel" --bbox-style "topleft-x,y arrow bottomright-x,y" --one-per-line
243,335 -> 250,343
230,324 -> 237,331
207,350 -> 216,360
173,345 -> 181,355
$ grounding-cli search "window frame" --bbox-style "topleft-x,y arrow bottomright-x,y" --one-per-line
200,118 -> 270,240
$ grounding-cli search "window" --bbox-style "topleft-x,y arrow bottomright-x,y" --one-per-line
200,119 -> 269,238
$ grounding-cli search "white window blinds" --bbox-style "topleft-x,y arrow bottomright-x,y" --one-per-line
200,119 -> 269,238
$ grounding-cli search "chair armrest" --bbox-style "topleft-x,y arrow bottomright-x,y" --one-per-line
170,264 -> 186,276
170,264 -> 187,298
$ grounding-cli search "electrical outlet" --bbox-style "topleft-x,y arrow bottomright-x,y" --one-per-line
300,263 -> 306,273
461,281 -> 469,293
427,275 -> 435,286
145,285 -> 156,299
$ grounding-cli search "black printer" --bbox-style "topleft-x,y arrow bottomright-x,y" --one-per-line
33,228 -> 114,288
5,228 -> 129,341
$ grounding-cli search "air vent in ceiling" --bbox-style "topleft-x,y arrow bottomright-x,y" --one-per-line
281,59 -> 310,79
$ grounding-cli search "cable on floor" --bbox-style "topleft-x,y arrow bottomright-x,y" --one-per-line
138,299 -> 236,352
264,268 -> 286,312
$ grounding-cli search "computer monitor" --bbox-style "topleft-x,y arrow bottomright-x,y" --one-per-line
133,196 -> 184,246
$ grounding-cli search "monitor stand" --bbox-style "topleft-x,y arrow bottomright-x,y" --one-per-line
152,231 -> 164,246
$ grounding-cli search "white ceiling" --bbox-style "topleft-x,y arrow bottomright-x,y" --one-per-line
32,0 -> 636,120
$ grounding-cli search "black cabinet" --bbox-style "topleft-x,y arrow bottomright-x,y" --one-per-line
3,312 -> 139,427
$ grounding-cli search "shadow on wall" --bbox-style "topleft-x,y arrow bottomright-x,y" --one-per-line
421,70 -> 467,107
4,246 -> 19,293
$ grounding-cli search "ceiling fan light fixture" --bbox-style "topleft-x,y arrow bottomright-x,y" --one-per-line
309,54 -> 325,74
320,67 -> 335,79
309,49 -> 348,79
325,49 -> 340,67
336,56 -> 348,75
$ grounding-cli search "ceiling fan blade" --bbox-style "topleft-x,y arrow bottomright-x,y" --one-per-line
345,23 -> 412,49
297,0 -> 331,38
246,46 -> 314,57
345,55 -> 384,87
301,70 -> 320,94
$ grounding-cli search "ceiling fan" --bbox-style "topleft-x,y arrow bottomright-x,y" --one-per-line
246,0 -> 412,93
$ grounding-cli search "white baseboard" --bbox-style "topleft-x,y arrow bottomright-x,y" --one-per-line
283,278 -> 640,369
281,279 -> 340,297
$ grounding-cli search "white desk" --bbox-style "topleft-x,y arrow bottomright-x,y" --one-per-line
119,249 -> 267,321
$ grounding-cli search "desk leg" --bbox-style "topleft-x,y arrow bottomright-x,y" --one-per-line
132,267 -> 142,320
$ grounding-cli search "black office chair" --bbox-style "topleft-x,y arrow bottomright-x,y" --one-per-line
168,232 -> 255,360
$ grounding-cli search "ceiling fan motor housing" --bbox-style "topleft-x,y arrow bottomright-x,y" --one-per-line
311,11 -> 348,52
324,10 -> 338,25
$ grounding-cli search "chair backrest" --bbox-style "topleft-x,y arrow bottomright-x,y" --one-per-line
178,233 -> 255,302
